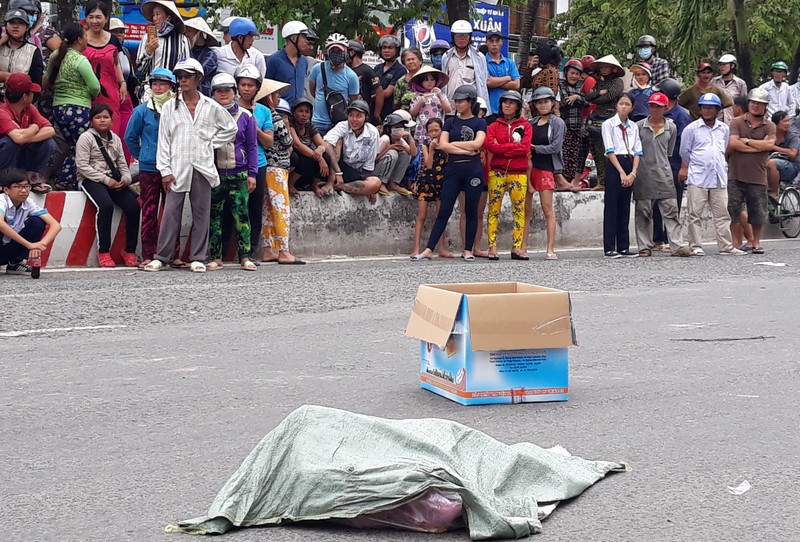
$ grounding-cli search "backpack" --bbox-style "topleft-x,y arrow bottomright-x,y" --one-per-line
321,63 -> 348,124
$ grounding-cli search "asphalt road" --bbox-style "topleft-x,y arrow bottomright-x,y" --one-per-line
3,242 -> 799,542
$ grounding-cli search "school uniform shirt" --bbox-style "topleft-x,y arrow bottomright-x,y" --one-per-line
156,93 -> 239,192
0,194 -> 48,244
323,121 -> 380,172
601,114 -> 643,157
634,117 -> 677,200
443,116 -> 487,164
678,118 -> 730,189
728,115 -> 776,186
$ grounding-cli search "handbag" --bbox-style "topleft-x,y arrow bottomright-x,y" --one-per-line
92,134 -> 123,183
321,63 -> 348,124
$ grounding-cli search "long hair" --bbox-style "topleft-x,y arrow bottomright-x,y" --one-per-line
47,23 -> 84,95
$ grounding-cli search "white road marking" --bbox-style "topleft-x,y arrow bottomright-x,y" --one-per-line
0,324 -> 127,338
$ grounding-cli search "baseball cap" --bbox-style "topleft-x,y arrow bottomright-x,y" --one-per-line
6,73 -> 41,93
695,62 -> 713,73
4,9 -> 27,23
647,92 -> 669,107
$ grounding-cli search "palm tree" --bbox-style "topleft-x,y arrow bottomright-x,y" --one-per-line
517,0 -> 540,74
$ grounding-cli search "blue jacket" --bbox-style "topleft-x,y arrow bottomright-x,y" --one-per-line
124,101 -> 160,173
192,46 -> 218,96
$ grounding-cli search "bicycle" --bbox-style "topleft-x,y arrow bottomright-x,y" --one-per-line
768,182 -> 800,238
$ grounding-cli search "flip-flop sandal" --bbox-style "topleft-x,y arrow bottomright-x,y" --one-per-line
171,260 -> 189,269
206,261 -> 224,270
752,247 -> 765,254
278,259 -> 306,265
473,250 -> 489,258
410,254 -> 431,261
462,254 -> 476,261
487,253 -> 499,261
546,252 -> 559,261
31,183 -> 52,194
437,252 -> 455,258
241,260 -> 257,271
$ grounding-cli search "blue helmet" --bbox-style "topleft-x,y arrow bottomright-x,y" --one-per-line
149,68 -> 176,86
697,92 -> 722,108
229,18 -> 259,38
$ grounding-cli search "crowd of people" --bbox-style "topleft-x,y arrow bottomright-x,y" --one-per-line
1,2 -> 798,276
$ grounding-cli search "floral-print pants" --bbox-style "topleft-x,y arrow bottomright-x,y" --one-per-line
487,171 -> 527,249
210,172 -> 251,260
53,104 -> 91,190
263,167 -> 290,251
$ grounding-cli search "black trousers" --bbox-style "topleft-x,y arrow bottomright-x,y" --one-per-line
80,181 -> 140,253
426,159 -> 484,251
603,156 -> 633,253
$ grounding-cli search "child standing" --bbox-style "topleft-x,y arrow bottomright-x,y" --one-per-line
75,104 -> 139,268
601,93 -> 642,258
258,79 -> 305,265
411,118 -> 451,257
408,65 -> 451,145
207,73 -> 258,271
0,167 -> 62,277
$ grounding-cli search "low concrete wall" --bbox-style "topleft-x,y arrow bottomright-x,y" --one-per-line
31,190 -> 780,267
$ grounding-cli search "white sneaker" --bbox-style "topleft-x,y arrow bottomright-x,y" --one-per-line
190,261 -> 207,273
692,248 -> 706,256
143,259 -> 164,272
720,247 -> 746,255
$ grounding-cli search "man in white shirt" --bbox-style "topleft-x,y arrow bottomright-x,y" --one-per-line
679,93 -> 745,255
144,58 -> 238,273
322,100 -> 382,203
757,61 -> 794,120
440,19 -> 491,114
214,18 -> 267,77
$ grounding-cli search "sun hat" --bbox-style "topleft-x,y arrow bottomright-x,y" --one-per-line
588,54 -> 624,78
141,0 -> 185,33
184,17 -> 219,47
255,78 -> 290,103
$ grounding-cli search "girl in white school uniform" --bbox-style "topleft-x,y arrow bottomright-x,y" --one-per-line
601,93 -> 642,259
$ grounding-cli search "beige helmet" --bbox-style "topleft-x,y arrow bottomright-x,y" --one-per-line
747,88 -> 770,104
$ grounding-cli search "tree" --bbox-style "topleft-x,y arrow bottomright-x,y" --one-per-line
516,0 -> 540,75
444,0 -> 470,24
551,0 -> 800,89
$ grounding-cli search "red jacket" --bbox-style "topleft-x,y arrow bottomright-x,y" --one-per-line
483,116 -> 532,174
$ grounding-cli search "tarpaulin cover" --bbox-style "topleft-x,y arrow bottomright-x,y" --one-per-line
167,405 -> 626,539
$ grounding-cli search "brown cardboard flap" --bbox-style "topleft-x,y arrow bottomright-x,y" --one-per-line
405,285 -> 464,348
466,292 -> 574,350
429,282 -> 521,295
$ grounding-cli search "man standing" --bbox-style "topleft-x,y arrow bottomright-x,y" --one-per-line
634,92 -> 693,257
214,18 -> 266,77
680,93 -> 745,256
678,62 -> 731,120
757,61 -> 795,120
727,88 -> 776,254
711,54 -> 747,124
634,35 -> 669,86
441,20 -> 491,114
266,20 -> 310,105
484,31 -> 519,121
346,39 -> 383,125
374,34 -> 406,122
143,58 -> 238,273
0,73 -> 55,193
308,33 -> 360,134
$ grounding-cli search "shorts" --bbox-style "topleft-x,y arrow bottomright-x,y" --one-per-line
530,168 -> 555,192
773,158 -> 800,183
727,179 -> 768,225
339,160 -> 372,184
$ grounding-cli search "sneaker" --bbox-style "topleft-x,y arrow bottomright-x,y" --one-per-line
5,260 -> 32,275
618,250 -> 639,258
692,248 -> 706,256
720,247 -> 746,255
97,252 -> 115,267
672,246 -> 695,257
604,251 -> 622,259
121,251 -> 139,268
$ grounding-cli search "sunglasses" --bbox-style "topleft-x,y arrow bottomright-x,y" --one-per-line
175,72 -> 196,80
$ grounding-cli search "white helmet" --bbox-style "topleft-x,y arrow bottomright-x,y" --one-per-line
451,19 -> 473,34
476,96 -> 488,111
211,72 -> 237,91
173,57 -> 205,77
234,64 -> 263,86
325,33 -> 349,50
718,54 -> 737,65
282,20 -> 308,39
221,16 -> 238,31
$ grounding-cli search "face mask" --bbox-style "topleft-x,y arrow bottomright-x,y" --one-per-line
27,15 -> 37,28
149,89 -> 174,113
222,101 -> 237,111
391,127 -> 404,137
328,50 -> 346,67
157,21 -> 175,37
431,53 -> 443,69
638,47 -> 652,60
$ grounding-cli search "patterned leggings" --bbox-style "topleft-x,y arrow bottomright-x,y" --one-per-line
487,171 -> 527,248
263,167 -> 290,250
209,172 -> 251,259
54,104 -> 91,190
562,129 -> 583,180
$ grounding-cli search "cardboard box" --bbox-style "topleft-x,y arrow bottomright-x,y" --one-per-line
405,282 -> 576,405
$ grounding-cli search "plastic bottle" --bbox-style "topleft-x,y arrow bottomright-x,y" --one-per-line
29,255 -> 41,279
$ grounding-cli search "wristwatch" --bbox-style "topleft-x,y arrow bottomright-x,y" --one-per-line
745,138 -> 751,146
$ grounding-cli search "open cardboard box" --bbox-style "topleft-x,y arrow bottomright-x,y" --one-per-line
405,282 -> 576,405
